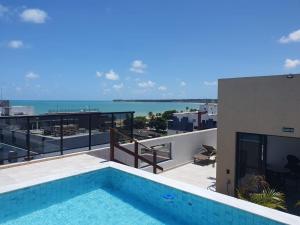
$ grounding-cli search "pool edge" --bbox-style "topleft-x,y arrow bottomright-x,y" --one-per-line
1,161 -> 299,225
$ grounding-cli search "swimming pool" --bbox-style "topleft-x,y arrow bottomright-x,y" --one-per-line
0,165 -> 297,225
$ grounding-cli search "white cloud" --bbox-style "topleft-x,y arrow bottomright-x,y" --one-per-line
8,40 -> 24,49
180,81 -> 186,86
284,58 -> 300,69
279,29 -> 300,43
113,83 -> 124,90
130,60 -> 147,74
20,8 -> 48,24
96,71 -> 103,78
102,88 -> 111,95
105,70 -> 119,80
158,85 -> 167,91
204,81 -> 217,86
0,4 -> 8,17
25,72 -> 39,80
138,80 -> 155,88
15,87 -> 22,92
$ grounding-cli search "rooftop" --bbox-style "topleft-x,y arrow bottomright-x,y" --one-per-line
161,163 -> 216,191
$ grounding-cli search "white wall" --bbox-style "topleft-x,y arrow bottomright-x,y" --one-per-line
88,128 -> 217,172
173,109 -> 217,129
267,136 -> 300,169
199,103 -> 218,115
173,112 -> 199,127
202,113 -> 217,122
9,106 -> 34,116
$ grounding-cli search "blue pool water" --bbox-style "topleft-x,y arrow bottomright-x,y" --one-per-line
0,168 -> 283,225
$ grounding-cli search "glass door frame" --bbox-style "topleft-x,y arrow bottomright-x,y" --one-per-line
235,132 -> 267,194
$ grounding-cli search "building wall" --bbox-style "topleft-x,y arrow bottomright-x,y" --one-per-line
216,74 -> 300,195
170,111 -> 217,133
173,112 -> 199,127
199,103 -> 218,115
89,128 -> 217,172
140,128 -> 217,172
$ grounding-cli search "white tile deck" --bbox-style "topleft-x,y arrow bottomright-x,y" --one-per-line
0,154 -> 107,193
160,163 -> 216,191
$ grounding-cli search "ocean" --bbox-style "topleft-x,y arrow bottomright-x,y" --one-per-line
11,100 -> 201,116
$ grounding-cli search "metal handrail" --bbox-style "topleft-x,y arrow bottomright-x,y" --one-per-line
0,112 -> 134,165
0,111 -> 135,119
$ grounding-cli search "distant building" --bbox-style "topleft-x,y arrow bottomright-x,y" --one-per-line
0,100 -> 34,116
168,103 -> 217,134
0,100 -> 10,116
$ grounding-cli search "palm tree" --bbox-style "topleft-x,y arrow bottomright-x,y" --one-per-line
237,175 -> 286,211
148,111 -> 154,119
240,189 -> 286,211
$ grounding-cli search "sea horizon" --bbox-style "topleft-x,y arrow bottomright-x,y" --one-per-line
10,100 -> 202,116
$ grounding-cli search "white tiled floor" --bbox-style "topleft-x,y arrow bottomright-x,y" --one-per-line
0,154 -> 216,194
160,163 -> 216,191
0,154 -> 107,193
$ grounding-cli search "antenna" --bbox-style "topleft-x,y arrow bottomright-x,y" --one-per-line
0,87 -> 2,100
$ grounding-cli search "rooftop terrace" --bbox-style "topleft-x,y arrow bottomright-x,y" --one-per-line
1,152 -> 299,225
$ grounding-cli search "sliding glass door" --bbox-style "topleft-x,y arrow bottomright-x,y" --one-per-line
236,133 -> 267,189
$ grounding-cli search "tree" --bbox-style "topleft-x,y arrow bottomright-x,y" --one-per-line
238,189 -> 286,211
162,110 -> 177,120
149,117 -> 167,131
133,116 -> 147,129
237,175 -> 286,211
148,111 -> 154,119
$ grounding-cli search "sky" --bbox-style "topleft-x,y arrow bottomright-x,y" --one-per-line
0,0 -> 300,100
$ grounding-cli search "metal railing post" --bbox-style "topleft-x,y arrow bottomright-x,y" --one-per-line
0,128 -> 3,143
88,114 -> 92,150
60,116 -> 63,155
153,150 -> 157,174
130,112 -> 134,140
111,113 -> 115,128
134,141 -> 138,168
26,117 -> 30,160
110,128 -> 115,161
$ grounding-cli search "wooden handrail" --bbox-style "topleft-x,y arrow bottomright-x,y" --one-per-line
110,128 -> 163,173
115,144 -> 163,171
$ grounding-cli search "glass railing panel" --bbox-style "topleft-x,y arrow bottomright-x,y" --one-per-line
29,116 -> 61,156
113,112 -> 133,143
91,113 -> 112,149
62,114 -> 89,152
0,117 -> 28,163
